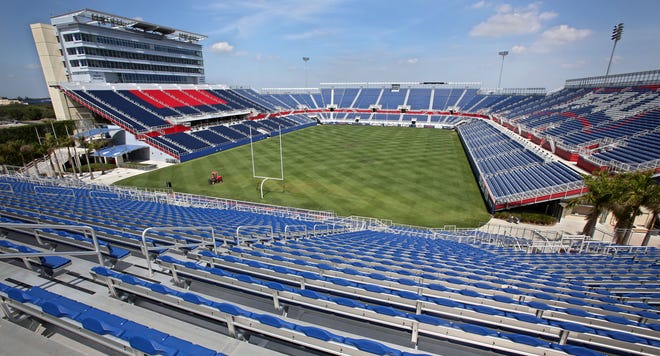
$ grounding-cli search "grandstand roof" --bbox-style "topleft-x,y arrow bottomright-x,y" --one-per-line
91,144 -> 148,158
74,127 -> 114,139
50,9 -> 206,43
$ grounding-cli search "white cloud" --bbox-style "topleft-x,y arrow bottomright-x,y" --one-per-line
284,29 -> 328,40
24,64 -> 40,70
561,60 -> 586,69
255,53 -> 279,62
396,58 -> 419,65
511,45 -> 527,54
207,0 -> 344,38
531,25 -> 592,53
470,3 -> 557,37
607,55 -> 623,65
210,41 -> 235,53
471,1 -> 488,9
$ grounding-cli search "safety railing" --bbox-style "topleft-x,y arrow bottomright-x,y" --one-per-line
0,223 -> 104,266
235,225 -> 273,246
141,225 -> 219,276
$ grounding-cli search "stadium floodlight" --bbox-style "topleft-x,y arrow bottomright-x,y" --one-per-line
303,57 -> 310,89
605,23 -> 624,80
497,51 -> 509,90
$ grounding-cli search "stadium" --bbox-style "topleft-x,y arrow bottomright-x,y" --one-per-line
0,7 -> 659,356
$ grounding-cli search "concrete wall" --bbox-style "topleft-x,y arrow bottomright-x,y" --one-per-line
30,23 -> 87,121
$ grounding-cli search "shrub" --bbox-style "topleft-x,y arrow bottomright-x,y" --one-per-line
494,211 -> 556,225
67,163 -> 116,173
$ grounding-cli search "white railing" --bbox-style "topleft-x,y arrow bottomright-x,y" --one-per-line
141,225 -> 219,276
0,223 -> 104,266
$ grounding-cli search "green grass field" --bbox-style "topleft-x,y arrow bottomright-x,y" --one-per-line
115,125 -> 490,227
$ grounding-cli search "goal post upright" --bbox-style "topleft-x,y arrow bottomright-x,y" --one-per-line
279,124 -> 284,180
251,125 -> 284,199
249,127 -> 256,177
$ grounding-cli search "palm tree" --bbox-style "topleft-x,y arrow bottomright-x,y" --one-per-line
43,133 -> 64,177
89,139 -> 107,175
574,171 -> 616,237
78,135 -> 94,180
609,170 -> 658,245
19,144 -> 41,176
641,189 -> 660,246
18,144 -> 30,166
60,136 -> 77,176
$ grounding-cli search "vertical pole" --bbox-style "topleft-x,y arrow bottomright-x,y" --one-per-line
249,127 -> 256,177
605,40 -> 618,78
279,125 -> 284,180
497,55 -> 505,89
605,23 -> 624,84
303,57 -> 310,89
50,121 -> 59,141
35,127 -> 42,145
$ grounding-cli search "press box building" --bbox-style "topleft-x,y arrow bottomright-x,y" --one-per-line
30,9 -> 207,121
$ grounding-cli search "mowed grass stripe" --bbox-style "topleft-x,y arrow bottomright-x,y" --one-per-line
115,125 -> 490,227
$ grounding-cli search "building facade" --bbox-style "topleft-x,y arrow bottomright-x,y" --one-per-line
31,9 -> 207,120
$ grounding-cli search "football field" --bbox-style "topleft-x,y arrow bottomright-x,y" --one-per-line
115,125 -> 490,227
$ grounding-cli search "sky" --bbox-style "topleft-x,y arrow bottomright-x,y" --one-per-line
2,0 -> 660,98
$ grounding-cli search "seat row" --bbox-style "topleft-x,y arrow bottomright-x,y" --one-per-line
0,282 -> 224,356
91,266 -> 429,356
153,255 -> 609,356
203,246 -> 660,341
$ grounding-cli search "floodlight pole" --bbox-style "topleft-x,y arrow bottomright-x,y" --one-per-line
303,57 -> 310,89
605,23 -> 624,83
497,51 -> 508,90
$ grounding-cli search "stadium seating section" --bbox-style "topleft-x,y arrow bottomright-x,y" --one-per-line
1,175 -> 659,356
57,82 -> 660,211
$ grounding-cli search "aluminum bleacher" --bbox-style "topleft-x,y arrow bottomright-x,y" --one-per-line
378,88 -> 407,110
406,88 -> 432,110
66,90 -> 151,133
491,85 -> 660,171
0,282 -> 226,355
233,88 -> 280,111
334,88 -> 360,108
457,120 -> 585,211
1,175 -> 659,355
352,88 -> 381,109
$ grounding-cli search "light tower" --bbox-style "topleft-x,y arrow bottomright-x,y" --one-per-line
302,57 -> 310,89
605,23 -> 624,79
497,51 -> 509,90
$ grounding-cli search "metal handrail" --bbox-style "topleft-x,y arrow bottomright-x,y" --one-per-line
141,225 -> 217,276
0,223 -> 103,266
284,224 -> 307,239
235,225 -> 273,246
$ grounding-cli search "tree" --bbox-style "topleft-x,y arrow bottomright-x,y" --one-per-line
89,139 -> 108,175
43,133 -> 64,177
574,171 -> 616,237
19,144 -> 32,166
573,170 -> 660,245
19,143 -> 41,176
78,135 -> 94,180
641,184 -> 660,246
610,171 -> 659,245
